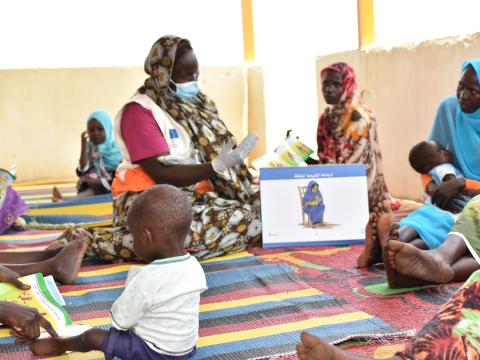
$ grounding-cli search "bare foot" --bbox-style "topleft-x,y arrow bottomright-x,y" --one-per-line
30,337 -> 67,356
296,332 -> 372,360
46,228 -> 91,251
44,241 -> 65,252
52,186 -> 64,203
357,200 -> 393,268
51,238 -> 88,284
357,218 -> 379,268
382,224 -> 426,288
384,238 -> 454,288
375,200 -> 395,249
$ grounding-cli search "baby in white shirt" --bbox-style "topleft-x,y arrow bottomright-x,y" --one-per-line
29,184 -> 207,360
408,140 -> 473,212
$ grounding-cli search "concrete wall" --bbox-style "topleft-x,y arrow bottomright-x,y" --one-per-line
316,32 -> 480,201
0,65 -> 253,181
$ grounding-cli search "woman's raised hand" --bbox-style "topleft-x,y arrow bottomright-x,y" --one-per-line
81,131 -> 88,147
212,133 -> 259,174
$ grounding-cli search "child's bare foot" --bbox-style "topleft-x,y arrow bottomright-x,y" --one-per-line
30,337 -> 67,356
384,238 -> 454,288
357,201 -> 393,268
296,332 -> 372,360
51,238 -> 88,284
52,186 -> 64,203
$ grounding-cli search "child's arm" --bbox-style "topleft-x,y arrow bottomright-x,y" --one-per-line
422,173 -> 480,191
30,328 -> 107,356
79,131 -> 89,170
79,176 -> 102,187
422,174 -> 438,196
442,174 -> 457,182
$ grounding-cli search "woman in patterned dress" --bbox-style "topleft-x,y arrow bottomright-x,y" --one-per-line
57,36 -> 261,261
314,62 -> 392,212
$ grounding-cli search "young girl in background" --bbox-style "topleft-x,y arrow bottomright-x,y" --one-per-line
52,110 -> 122,201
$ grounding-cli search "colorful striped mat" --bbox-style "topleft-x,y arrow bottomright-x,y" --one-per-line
252,245 -> 461,358
0,250 -> 405,360
0,181 -> 423,359
13,180 -> 112,229
13,179 -> 78,206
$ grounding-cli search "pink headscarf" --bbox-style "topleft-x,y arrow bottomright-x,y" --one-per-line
320,62 -> 357,101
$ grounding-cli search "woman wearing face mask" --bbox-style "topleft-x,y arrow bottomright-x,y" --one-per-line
51,36 -> 261,261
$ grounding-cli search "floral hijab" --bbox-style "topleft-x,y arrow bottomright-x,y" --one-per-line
317,62 -> 374,162
138,35 -> 255,202
321,62 -> 357,102
316,62 -> 389,209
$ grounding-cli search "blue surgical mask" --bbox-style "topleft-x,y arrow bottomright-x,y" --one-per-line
171,80 -> 200,100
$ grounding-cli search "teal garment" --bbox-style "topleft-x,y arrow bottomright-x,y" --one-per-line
87,110 -> 122,173
399,205 -> 455,249
428,58 -> 480,181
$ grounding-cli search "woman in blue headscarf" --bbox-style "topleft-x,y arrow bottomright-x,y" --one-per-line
359,59 -> 480,289
302,181 -> 326,226
360,59 -> 480,269
52,110 -> 122,201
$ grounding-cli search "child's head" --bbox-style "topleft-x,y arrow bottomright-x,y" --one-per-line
87,118 -> 106,145
126,184 -> 192,262
86,110 -> 114,146
408,141 -> 453,174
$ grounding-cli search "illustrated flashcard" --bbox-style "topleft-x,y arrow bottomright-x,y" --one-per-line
260,164 -> 369,248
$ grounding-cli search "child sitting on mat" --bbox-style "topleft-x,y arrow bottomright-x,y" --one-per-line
52,110 -> 122,201
409,140 -> 477,212
30,184 -> 207,359
0,167 -> 27,234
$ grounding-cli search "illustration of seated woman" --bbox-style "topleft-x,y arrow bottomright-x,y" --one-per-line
52,110 -> 122,202
302,181 -> 325,226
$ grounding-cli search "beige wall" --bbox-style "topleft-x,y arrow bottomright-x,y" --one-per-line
247,65 -> 267,160
316,32 -> 480,201
0,65 -> 252,181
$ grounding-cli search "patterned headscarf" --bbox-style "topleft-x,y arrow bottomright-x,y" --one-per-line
321,62 -> 357,101
138,35 -> 255,202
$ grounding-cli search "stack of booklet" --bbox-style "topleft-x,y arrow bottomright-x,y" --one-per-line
252,134 -> 314,169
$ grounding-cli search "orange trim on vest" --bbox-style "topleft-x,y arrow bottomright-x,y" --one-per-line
194,179 -> 214,194
112,167 -> 156,197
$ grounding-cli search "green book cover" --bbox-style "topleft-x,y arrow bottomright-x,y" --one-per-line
0,273 -> 71,329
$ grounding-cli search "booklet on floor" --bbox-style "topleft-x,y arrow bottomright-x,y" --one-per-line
260,164 -> 369,248
0,273 -> 72,330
